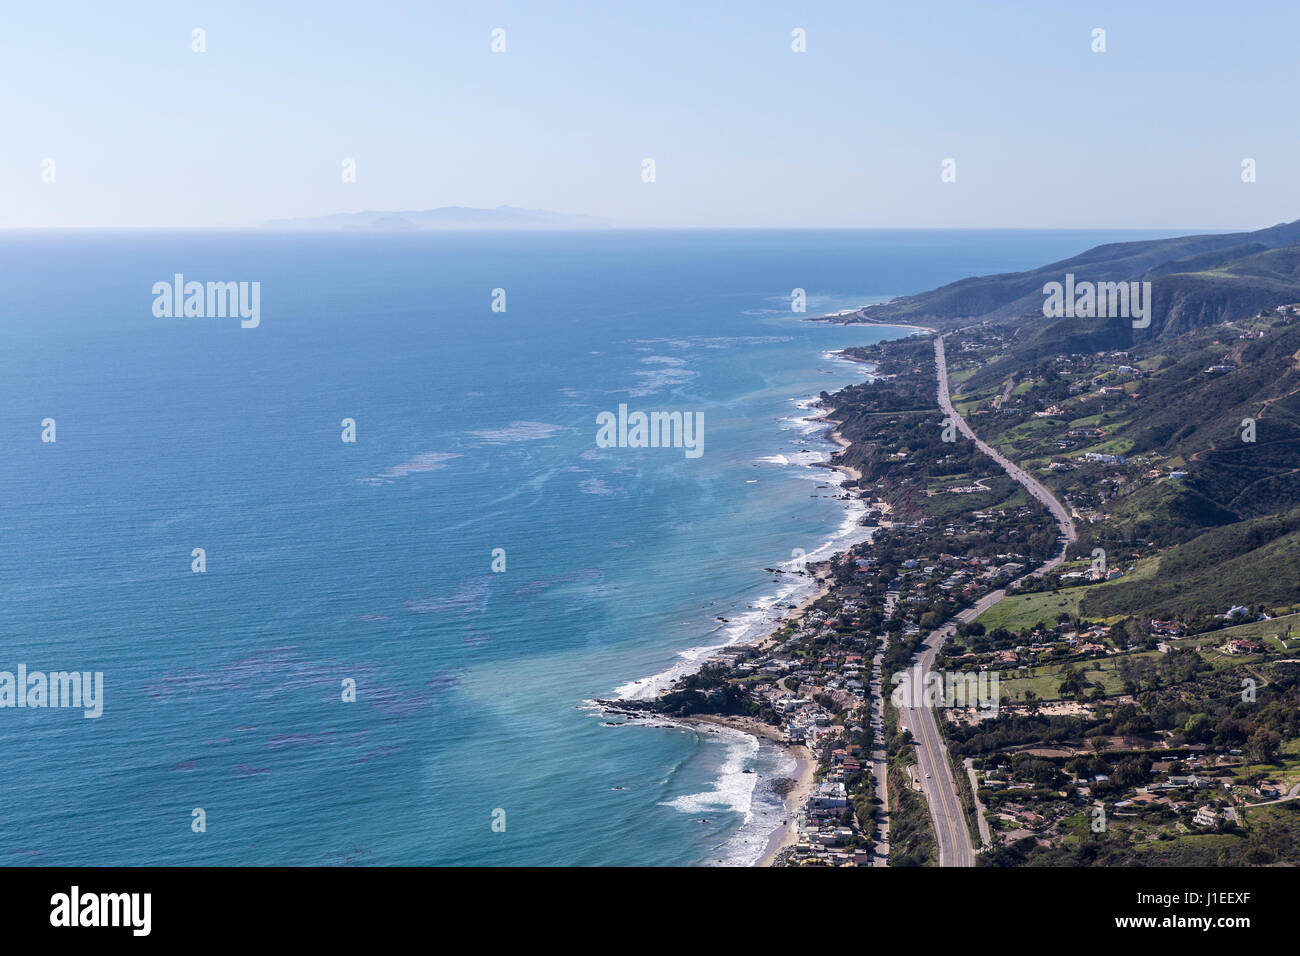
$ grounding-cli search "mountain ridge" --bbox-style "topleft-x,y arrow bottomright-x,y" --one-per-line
843,219 -> 1300,338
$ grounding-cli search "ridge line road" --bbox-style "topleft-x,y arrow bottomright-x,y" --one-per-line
897,334 -> 1078,867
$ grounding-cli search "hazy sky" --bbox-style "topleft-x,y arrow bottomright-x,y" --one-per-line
4,0 -> 1297,229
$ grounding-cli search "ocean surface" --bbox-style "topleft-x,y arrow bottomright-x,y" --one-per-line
0,228 -> 1172,865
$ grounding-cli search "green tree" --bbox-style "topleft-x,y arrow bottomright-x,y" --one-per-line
1246,728 -> 1281,765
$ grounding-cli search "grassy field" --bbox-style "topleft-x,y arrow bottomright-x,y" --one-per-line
993,417 -> 1062,456
1195,611 -> 1300,649
921,490 -> 1001,520
1160,612 -> 1300,664
976,587 -> 1091,632
1235,739 -> 1300,795
974,556 -> 1159,634
1119,555 -> 1161,583
1075,436 -> 1135,457
984,487 -> 1029,511
1000,651 -> 1159,702
1001,614 -> 1300,703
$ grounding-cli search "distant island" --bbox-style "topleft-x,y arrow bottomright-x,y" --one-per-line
264,205 -> 612,231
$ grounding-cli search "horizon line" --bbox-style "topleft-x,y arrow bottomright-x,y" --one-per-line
0,223 -> 1250,234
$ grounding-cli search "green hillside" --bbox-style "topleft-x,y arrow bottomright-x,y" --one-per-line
851,219 -> 1300,337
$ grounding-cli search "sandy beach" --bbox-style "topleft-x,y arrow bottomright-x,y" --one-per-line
607,378 -> 886,865
675,714 -> 816,866
825,425 -> 862,481
755,749 -> 816,866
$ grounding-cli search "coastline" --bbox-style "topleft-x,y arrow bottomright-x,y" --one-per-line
672,714 -> 816,866
831,320 -> 935,333
606,322 -> 905,866
710,391 -> 897,862
757,750 -> 816,866
809,307 -> 937,335
615,376 -> 875,700
601,433 -> 855,865
821,419 -> 863,482
619,427 -> 872,865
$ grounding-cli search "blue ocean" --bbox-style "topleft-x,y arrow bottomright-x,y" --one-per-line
0,228 -> 1167,865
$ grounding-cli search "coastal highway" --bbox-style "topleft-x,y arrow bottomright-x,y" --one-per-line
900,335 -> 1078,867
869,590 -> 898,865
935,335 -> 1076,550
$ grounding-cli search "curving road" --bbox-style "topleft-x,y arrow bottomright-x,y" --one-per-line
936,335 -> 1076,548
900,335 -> 1078,867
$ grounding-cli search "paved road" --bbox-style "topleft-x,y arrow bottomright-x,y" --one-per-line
900,335 -> 1079,867
869,591 -> 897,865
964,757 -> 992,847
1247,780 -> 1300,808
936,336 -> 1077,546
